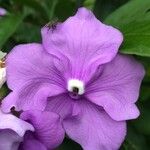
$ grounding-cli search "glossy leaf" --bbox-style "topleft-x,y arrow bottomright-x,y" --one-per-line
105,0 -> 150,56
105,0 -> 150,26
120,20 -> 150,56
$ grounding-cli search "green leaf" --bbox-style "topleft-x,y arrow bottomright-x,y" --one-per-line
43,0 -> 59,20
84,0 -> 96,10
120,125 -> 148,150
0,13 -> 26,48
136,56 -> 150,82
57,138 -> 82,150
13,0 -> 49,21
14,22 -> 41,43
0,85 -> 9,100
54,0 -> 76,21
120,20 -> 150,56
93,0 -> 128,21
132,105 -> 150,135
140,86 -> 150,102
104,0 -> 150,56
105,0 -> 150,27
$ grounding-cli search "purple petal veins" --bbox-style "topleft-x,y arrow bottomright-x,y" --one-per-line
1,7 -> 145,150
20,110 -> 65,149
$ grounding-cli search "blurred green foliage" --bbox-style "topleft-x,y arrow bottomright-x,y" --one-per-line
0,0 -> 150,149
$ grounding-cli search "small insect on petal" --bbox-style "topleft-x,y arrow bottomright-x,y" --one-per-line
46,19 -> 59,32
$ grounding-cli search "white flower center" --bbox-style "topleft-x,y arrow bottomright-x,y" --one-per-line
67,79 -> 84,95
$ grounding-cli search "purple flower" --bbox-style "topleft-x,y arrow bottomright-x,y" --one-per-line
0,109 -> 64,150
0,109 -> 34,150
2,8 -> 145,150
0,7 -> 7,16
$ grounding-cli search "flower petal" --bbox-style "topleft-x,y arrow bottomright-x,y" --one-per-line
0,110 -> 34,137
45,94 -> 80,119
2,43 -> 65,112
0,129 -> 22,150
2,84 -> 64,112
86,54 -> 145,121
41,7 -> 123,83
21,110 -> 65,149
20,132 -> 47,150
0,110 -> 34,150
63,100 -> 126,150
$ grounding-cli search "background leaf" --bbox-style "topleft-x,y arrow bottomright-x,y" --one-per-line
93,0 -> 128,21
0,13 -> 26,49
13,0 -> 49,21
83,0 -> 96,10
54,0 -> 77,21
120,126 -> 149,150
105,0 -> 150,56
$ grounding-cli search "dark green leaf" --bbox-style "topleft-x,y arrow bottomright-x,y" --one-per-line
57,138 -> 82,150
133,105 -> 150,135
140,86 -> 150,102
14,22 -> 41,43
54,0 -> 76,21
0,84 -> 9,99
13,0 -> 49,21
94,0 -> 128,21
0,13 -> 26,48
120,125 -> 148,150
83,0 -> 96,10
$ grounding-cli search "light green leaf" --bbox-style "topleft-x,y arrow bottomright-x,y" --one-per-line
104,0 -> 150,56
105,0 -> 150,27
120,20 -> 150,56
